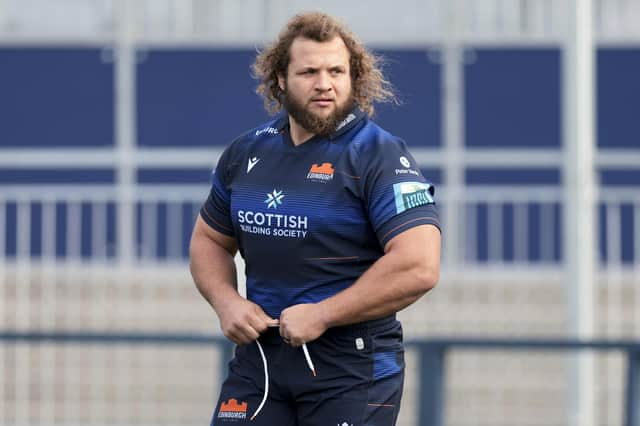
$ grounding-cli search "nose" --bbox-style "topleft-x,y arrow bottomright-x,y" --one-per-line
314,70 -> 332,92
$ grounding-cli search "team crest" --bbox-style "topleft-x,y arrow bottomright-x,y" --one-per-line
307,163 -> 334,183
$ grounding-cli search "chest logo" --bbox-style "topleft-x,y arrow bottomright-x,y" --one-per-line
307,163 -> 334,182
247,157 -> 260,173
264,189 -> 284,209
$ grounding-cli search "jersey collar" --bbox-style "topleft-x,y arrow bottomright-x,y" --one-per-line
275,107 -> 367,141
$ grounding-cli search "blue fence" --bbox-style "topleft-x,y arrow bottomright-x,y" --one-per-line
2,47 -> 639,150
1,331 -> 638,425
413,338 -> 640,426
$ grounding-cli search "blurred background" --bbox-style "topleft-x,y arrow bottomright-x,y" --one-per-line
1,0 -> 639,425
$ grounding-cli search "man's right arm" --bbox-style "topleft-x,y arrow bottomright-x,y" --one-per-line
189,215 -> 277,344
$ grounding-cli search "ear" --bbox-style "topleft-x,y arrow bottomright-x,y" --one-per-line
277,73 -> 286,92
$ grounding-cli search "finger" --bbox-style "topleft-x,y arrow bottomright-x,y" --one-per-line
224,330 -> 246,346
279,325 -> 290,343
240,324 -> 260,342
260,313 -> 280,328
228,322 -> 260,345
248,315 -> 272,334
251,306 -> 279,332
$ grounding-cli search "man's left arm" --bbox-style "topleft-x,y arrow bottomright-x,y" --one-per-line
279,224 -> 440,346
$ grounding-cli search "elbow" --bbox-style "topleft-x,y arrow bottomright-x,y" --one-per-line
413,264 -> 440,294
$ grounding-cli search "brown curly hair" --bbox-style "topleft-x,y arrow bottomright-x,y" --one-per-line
252,11 -> 397,117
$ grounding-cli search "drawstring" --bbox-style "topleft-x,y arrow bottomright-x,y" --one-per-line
302,343 -> 316,376
250,340 -> 269,421
250,339 -> 316,420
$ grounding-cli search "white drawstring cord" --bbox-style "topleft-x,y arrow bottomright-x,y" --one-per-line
250,340 -> 269,421
302,343 -> 316,376
250,337 -> 316,420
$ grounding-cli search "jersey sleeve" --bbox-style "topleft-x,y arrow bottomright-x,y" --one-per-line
199,146 -> 236,237
358,137 -> 441,247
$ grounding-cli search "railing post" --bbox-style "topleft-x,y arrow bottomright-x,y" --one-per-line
418,343 -> 446,426
625,349 -> 640,426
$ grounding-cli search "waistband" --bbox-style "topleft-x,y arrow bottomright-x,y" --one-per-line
259,314 -> 397,342
325,314 -> 397,336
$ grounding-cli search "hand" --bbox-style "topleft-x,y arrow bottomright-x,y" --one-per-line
279,303 -> 328,347
216,296 -> 278,345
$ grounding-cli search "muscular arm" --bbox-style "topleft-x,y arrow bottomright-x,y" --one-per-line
279,224 -> 441,346
189,215 -> 277,344
190,215 -> 239,307
320,224 -> 441,325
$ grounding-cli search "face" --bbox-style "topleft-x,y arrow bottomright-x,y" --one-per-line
278,36 -> 354,137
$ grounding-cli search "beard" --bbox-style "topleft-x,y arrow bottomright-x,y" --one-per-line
282,89 -> 355,137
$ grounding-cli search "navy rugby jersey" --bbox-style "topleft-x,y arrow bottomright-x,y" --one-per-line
200,109 -> 440,319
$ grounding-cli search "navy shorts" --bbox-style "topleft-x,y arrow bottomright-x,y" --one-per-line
210,316 -> 405,426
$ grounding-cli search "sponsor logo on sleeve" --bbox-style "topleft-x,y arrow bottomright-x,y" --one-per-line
218,398 -> 248,420
395,168 -> 420,177
306,162 -> 334,182
395,156 -> 420,176
393,182 -> 435,214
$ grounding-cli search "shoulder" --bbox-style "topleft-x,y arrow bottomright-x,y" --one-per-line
222,116 -> 285,161
348,119 -> 406,160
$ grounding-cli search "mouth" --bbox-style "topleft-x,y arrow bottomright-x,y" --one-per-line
310,98 -> 334,107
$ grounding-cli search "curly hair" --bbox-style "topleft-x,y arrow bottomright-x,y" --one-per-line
252,12 -> 397,117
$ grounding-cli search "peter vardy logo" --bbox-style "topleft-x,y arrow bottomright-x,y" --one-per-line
264,189 -> 284,209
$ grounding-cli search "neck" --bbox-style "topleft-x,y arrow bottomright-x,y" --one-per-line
288,115 -> 315,146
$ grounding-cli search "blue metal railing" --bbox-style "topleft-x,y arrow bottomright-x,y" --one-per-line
1,332 -> 638,425
408,338 -> 640,426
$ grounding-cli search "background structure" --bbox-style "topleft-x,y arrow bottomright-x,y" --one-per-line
1,0 -> 639,425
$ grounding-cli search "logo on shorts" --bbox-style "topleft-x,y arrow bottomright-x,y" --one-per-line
399,156 -> 411,168
218,398 -> 248,420
393,182 -> 434,214
338,422 -> 354,426
307,163 -> 334,183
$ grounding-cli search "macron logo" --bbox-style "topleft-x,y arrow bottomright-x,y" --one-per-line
255,127 -> 279,137
247,157 -> 260,173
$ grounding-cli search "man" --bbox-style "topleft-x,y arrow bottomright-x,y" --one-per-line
190,11 -> 441,426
